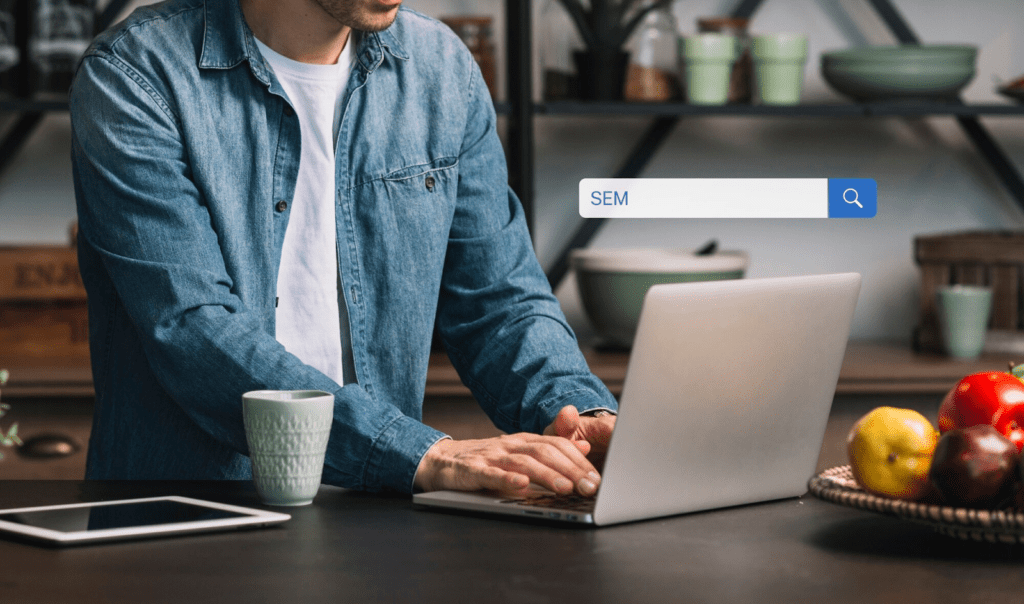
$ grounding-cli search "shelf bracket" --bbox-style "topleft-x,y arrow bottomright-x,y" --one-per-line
547,116 -> 678,290
543,0 -> 768,290
731,0 -> 765,20
957,116 -> 1024,208
868,0 -> 1024,214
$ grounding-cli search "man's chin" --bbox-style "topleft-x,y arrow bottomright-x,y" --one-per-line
357,5 -> 400,32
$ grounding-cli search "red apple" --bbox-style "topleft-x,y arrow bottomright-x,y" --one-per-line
938,371 -> 1024,452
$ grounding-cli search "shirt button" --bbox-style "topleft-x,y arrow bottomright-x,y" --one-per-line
275,200 -> 288,212
283,105 -> 294,117
425,176 -> 435,191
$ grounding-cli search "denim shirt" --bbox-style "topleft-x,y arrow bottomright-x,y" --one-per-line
70,0 -> 617,492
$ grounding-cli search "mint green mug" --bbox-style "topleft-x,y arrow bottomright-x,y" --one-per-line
936,285 -> 992,359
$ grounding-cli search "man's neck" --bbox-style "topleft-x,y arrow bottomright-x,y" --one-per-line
240,0 -> 351,65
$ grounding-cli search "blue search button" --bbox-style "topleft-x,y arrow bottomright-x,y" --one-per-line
828,178 -> 877,218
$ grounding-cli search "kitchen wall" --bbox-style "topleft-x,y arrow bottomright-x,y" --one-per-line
1,0 -> 1022,345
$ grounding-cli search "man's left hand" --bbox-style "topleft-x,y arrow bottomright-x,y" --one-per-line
543,406 -> 616,470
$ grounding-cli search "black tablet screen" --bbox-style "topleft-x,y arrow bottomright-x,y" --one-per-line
0,500 -> 247,532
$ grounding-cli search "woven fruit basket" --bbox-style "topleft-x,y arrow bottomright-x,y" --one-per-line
809,465 -> 1024,544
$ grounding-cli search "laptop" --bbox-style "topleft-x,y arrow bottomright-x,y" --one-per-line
414,273 -> 862,526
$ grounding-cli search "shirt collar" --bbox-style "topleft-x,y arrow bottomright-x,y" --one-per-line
198,0 -> 408,83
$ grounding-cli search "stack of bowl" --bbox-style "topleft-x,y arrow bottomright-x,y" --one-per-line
571,247 -> 749,347
821,44 -> 977,102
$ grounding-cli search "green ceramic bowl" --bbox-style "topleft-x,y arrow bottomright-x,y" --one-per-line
822,45 -> 976,65
821,45 -> 977,101
572,248 -> 749,347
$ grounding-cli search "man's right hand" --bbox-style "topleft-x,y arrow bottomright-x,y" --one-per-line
414,434 -> 601,496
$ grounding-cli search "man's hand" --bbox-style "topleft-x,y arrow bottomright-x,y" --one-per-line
414,433 -> 601,496
544,406 -> 616,470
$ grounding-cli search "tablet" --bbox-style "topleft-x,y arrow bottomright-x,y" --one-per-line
0,496 -> 291,546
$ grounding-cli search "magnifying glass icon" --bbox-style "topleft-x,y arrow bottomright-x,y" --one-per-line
843,188 -> 863,209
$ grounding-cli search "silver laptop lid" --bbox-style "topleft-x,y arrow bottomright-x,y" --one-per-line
593,273 -> 861,525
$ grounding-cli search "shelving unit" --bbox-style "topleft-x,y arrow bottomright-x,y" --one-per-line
7,0 -> 1021,268
500,0 -> 1024,289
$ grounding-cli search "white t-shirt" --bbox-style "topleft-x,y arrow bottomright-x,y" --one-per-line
255,37 -> 355,386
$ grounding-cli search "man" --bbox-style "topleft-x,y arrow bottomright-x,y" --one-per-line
70,0 -> 617,496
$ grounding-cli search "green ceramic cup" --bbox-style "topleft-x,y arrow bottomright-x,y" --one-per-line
935,285 -> 992,359
243,390 -> 334,506
751,33 -> 808,105
682,34 -> 737,105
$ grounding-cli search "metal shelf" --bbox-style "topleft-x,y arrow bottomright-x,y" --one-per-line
6,98 -> 1021,119
0,98 -> 508,115
536,101 -> 1024,117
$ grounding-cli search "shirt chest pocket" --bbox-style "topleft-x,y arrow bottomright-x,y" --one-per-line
377,156 -> 459,241
383,156 -> 458,194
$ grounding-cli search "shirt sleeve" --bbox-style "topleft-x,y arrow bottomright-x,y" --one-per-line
70,52 -> 445,493
436,59 -> 619,434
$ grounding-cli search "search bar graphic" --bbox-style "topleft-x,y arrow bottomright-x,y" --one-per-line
579,178 -> 877,219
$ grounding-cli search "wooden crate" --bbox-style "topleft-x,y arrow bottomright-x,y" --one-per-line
0,244 -> 89,361
914,231 -> 1024,353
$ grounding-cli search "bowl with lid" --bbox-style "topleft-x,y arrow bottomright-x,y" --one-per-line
571,247 -> 749,347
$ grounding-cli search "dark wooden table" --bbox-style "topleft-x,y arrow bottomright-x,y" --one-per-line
1,479 -> 1023,603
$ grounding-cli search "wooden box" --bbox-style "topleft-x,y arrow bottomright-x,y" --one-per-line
0,244 -> 89,361
914,230 -> 1024,354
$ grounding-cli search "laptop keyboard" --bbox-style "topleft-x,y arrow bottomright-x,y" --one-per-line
499,493 -> 596,513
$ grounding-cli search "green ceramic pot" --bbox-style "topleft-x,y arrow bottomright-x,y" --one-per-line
572,248 -> 749,347
751,34 -> 808,105
682,34 -> 737,105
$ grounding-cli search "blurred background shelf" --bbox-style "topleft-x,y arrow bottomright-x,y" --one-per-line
0,357 -> 92,398
3,341 -> 1018,400
427,340 -> 1012,398
536,101 -> 1024,117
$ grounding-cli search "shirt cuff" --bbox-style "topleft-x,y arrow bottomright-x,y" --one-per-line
363,414 -> 449,493
535,393 -> 620,432
411,434 -> 453,493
